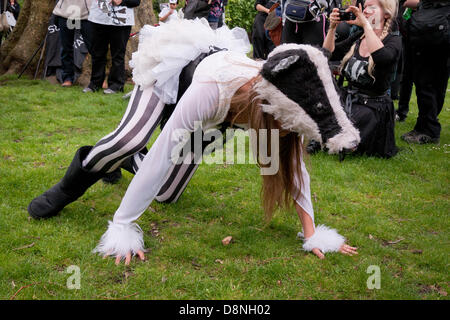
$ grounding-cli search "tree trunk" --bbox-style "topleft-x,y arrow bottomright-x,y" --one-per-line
0,0 -> 54,75
0,0 -> 157,79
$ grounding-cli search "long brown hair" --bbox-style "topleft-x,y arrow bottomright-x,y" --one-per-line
229,75 -> 304,222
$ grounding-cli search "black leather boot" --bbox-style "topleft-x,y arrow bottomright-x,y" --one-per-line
28,146 -> 104,219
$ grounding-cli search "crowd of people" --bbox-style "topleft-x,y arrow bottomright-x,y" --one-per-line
38,0 -> 448,149
12,0 -> 448,264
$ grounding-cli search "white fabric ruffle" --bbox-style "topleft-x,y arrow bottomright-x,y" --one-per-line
298,224 -> 345,253
92,221 -> 145,257
129,18 -> 251,105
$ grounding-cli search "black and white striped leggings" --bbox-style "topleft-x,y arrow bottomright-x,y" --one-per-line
82,85 -> 163,175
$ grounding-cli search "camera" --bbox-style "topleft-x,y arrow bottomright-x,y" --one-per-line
338,9 -> 356,21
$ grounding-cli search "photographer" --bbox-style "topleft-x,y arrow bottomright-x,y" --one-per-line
323,0 -> 401,158
84,0 -> 140,94
53,0 -> 92,87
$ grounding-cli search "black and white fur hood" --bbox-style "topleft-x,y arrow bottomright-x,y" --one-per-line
253,44 -> 360,154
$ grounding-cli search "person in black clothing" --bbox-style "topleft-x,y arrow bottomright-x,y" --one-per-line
323,0 -> 401,158
401,0 -> 449,144
6,0 -> 20,20
252,0 -> 276,59
281,0 -> 342,46
393,0 -> 416,121
85,0 -> 141,94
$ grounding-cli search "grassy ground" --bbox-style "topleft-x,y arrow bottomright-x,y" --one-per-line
0,75 -> 448,300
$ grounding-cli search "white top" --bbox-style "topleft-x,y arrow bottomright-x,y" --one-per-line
193,51 -> 264,129
88,0 -> 135,26
158,7 -> 180,23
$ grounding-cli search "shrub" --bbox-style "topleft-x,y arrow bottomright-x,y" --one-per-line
225,0 -> 257,33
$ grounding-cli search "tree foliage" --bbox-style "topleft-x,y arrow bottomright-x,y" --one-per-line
225,0 -> 256,33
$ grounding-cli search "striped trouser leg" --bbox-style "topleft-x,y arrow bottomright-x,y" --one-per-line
82,85 -> 164,174
155,125 -> 234,203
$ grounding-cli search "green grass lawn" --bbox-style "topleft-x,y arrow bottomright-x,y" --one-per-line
0,75 -> 448,300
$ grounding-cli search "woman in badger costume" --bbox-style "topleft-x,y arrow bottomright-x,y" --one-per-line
28,18 -> 360,264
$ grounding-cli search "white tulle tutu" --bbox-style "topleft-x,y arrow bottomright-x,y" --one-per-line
129,18 -> 251,105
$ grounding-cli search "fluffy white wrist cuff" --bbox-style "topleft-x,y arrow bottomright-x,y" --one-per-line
93,221 -> 145,257
298,224 -> 345,253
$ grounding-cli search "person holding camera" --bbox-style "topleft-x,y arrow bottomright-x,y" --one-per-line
84,0 -> 140,94
323,0 -> 401,158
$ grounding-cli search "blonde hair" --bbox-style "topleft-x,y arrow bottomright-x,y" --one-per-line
340,0 -> 398,79
229,75 -> 304,222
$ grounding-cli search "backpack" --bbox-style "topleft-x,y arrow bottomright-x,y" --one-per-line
409,2 -> 450,47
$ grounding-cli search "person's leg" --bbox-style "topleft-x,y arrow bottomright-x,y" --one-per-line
300,16 -> 328,46
107,25 -> 131,92
252,15 -> 267,59
83,85 -> 165,173
57,16 -> 76,84
410,47 -> 447,142
28,85 -> 163,219
208,21 -> 219,30
88,22 -> 109,91
281,19 -> 304,44
79,19 -> 92,54
397,37 -> 413,121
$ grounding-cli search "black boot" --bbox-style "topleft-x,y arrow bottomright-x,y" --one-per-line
119,147 -> 148,174
102,168 -> 122,184
28,146 -> 104,219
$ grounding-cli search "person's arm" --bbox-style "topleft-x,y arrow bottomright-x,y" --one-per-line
94,81 -> 220,265
159,8 -> 173,22
256,4 -> 270,14
255,0 -> 270,14
404,0 -> 419,8
323,8 -> 362,61
347,5 -> 384,53
370,34 -> 402,66
322,8 -> 340,53
292,147 -> 358,259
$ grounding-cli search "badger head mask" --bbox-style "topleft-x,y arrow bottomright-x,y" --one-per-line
253,44 -> 360,154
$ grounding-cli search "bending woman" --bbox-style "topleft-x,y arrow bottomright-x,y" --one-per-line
323,0 -> 401,158
28,19 -> 359,264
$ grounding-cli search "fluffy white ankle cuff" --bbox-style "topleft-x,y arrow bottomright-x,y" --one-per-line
93,221 -> 145,257
298,224 -> 345,253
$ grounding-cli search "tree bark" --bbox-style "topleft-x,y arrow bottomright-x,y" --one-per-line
0,0 -> 157,79
0,0 -> 54,75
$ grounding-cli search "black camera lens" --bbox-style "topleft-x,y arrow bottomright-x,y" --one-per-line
338,9 -> 356,21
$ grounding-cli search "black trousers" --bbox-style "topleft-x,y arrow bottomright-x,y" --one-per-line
412,44 -> 449,139
281,15 -> 328,46
57,17 -> 91,83
89,22 -> 131,92
396,35 -> 414,119
252,13 -> 274,59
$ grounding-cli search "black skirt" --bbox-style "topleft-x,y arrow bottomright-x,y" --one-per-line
342,90 -> 398,158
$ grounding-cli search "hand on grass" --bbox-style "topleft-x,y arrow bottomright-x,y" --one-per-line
311,244 -> 358,259
104,250 -> 146,265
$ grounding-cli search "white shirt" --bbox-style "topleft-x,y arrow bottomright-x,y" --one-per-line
158,7 -> 180,23
88,0 -> 135,26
